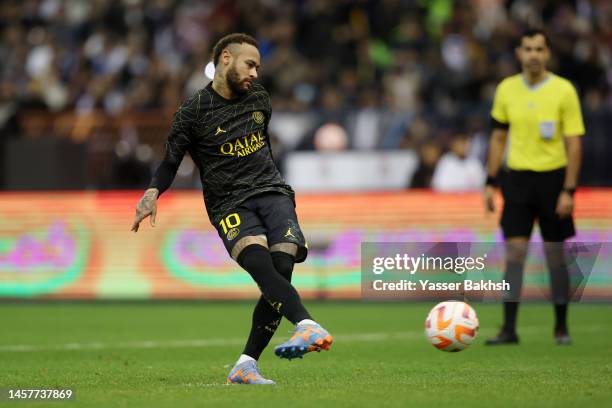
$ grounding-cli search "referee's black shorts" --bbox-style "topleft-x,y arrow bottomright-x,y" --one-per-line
214,192 -> 308,263
500,167 -> 575,242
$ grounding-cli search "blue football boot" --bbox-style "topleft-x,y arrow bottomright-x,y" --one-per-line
226,360 -> 275,385
274,323 -> 333,360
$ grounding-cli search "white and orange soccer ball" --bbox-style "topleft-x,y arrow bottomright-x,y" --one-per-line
425,301 -> 479,352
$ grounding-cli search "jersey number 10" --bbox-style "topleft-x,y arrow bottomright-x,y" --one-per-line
219,213 -> 241,233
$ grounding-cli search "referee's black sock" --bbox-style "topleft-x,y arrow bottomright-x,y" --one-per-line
545,249 -> 570,333
554,304 -> 568,332
502,251 -> 526,335
238,244 -> 311,325
503,302 -> 519,334
242,251 -> 295,360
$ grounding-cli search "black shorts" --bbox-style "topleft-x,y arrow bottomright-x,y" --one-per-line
214,192 -> 308,262
500,168 -> 575,242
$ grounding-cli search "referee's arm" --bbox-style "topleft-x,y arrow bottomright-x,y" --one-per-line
557,82 -> 585,218
484,81 -> 510,213
557,136 -> 581,218
484,122 -> 508,213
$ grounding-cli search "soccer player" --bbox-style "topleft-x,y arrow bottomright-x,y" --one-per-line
130,33 -> 333,384
484,29 -> 584,345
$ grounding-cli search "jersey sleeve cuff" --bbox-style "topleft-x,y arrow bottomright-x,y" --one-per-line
490,116 -> 509,130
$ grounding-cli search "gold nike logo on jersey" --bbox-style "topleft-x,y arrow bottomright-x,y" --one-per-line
215,126 -> 227,136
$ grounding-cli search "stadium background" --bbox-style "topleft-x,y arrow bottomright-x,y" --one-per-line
1,0 -> 611,301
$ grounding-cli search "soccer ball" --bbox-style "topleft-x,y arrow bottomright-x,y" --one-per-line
425,301 -> 479,352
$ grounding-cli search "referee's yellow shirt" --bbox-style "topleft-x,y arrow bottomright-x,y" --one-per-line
491,73 -> 585,171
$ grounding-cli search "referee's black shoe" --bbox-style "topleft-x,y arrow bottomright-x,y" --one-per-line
485,330 -> 519,345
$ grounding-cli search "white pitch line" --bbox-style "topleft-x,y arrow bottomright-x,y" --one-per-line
0,325 -> 601,353
0,332 -> 417,353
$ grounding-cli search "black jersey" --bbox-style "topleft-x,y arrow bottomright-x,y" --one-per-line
149,82 -> 294,225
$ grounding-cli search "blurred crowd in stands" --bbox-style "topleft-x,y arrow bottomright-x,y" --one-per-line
1,0 -> 611,189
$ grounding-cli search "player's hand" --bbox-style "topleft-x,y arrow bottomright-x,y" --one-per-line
556,191 -> 574,218
483,185 -> 496,214
131,188 -> 159,232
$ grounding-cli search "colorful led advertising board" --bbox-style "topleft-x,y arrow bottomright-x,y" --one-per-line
1,191 -> 610,300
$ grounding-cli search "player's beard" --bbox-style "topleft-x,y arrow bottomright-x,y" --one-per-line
226,64 -> 251,95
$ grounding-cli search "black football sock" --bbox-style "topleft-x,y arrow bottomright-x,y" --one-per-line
242,297 -> 283,360
554,304 -> 568,332
501,245 -> 526,334
270,251 -> 295,282
503,258 -> 525,303
543,244 -> 570,333
544,243 -> 570,304
238,244 -> 311,325
242,252 -> 296,359
550,265 -> 569,332
503,302 -> 519,334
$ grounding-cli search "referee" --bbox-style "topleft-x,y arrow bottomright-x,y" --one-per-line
484,29 -> 584,345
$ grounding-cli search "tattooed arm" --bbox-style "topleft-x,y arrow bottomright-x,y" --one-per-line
131,188 -> 159,232
131,95 -> 197,232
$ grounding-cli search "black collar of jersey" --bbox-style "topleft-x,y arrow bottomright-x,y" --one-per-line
206,81 -> 251,104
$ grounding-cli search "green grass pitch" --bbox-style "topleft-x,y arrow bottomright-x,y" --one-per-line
2,302 -> 611,407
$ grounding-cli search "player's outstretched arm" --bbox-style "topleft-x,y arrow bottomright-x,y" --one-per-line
130,95 -> 197,232
131,188 -> 159,232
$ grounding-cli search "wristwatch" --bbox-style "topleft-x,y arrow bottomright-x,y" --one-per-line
562,187 -> 576,197
485,175 -> 498,187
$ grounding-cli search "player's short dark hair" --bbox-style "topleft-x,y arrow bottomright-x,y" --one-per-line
519,28 -> 549,47
212,33 -> 259,66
